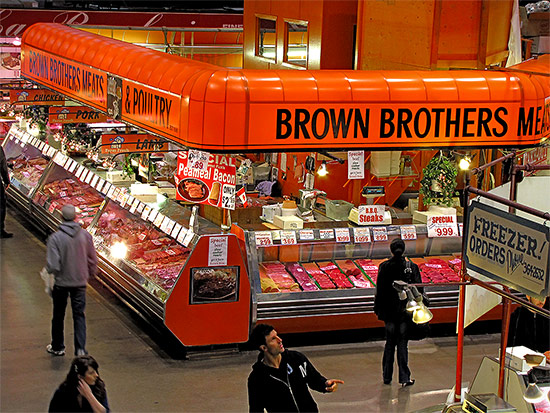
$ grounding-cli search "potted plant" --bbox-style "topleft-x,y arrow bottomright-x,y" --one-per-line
419,153 -> 458,207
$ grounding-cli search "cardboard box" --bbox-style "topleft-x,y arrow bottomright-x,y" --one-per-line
273,215 -> 304,230
531,36 -> 550,54
522,9 -> 550,37
106,169 -> 134,184
504,346 -> 546,372
390,151 -> 402,175
370,152 -> 391,177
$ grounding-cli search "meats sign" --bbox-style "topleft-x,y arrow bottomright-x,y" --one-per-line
49,106 -> 107,123
176,152 -> 236,210
464,201 -> 550,300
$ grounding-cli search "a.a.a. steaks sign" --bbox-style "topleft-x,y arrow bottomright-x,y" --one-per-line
464,201 -> 549,299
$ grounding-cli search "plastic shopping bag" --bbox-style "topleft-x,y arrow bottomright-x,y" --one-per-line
40,267 -> 55,297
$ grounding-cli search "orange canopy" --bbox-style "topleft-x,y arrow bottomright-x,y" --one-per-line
22,23 -> 549,151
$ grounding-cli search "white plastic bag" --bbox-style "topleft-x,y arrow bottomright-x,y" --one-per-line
40,267 -> 55,296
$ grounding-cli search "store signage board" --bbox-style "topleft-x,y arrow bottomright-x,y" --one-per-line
208,236 -> 228,266
400,225 -> 417,240
21,46 -> 107,110
347,150 -> 365,179
280,231 -> 297,245
358,205 -> 385,225
100,133 -> 167,155
372,226 -> 388,242
299,229 -> 315,241
354,227 -> 371,243
335,228 -> 351,243
48,106 -> 108,124
464,201 -> 550,299
176,152 -> 236,209
255,231 -> 273,247
319,229 -> 334,240
427,215 -> 459,238
9,89 -> 64,105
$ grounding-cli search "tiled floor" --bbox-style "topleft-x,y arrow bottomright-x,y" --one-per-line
0,209 -> 502,412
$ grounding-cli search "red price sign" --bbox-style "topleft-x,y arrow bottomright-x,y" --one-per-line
281,231 -> 297,245
427,215 -> 459,238
335,228 -> 351,243
400,225 -> 417,240
353,227 -> 371,243
372,226 -> 388,242
255,231 -> 274,247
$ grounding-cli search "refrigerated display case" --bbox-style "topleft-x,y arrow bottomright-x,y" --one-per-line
233,220 -> 467,333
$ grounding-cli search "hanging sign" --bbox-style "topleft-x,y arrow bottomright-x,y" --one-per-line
48,106 -> 108,124
347,150 -> 365,179
427,214 -> 459,238
464,201 -> 550,299
100,133 -> 167,154
208,236 -> 228,267
9,89 -> 64,105
400,225 -> 417,240
358,205 -> 385,225
176,152 -> 236,210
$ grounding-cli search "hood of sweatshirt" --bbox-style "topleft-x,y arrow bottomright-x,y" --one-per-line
59,221 -> 82,237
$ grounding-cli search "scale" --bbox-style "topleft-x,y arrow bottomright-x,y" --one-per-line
462,393 -> 517,413
361,186 -> 385,205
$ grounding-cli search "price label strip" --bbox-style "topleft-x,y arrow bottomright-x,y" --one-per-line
255,231 -> 274,247
334,228 -> 351,243
299,229 -> 315,241
371,226 -> 388,242
400,225 -> 417,240
280,230 -> 297,245
427,215 -> 459,238
353,227 -> 371,243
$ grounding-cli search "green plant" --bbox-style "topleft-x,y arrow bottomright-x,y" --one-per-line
122,154 -> 140,178
419,153 -> 458,207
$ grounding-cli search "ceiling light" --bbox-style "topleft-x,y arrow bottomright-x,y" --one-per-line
317,161 -> 328,176
459,157 -> 471,171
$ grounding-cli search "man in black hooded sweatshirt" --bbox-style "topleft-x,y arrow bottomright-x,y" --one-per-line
247,323 -> 343,412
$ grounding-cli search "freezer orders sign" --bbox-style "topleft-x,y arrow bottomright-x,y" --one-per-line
176,152 -> 236,210
464,201 -> 550,300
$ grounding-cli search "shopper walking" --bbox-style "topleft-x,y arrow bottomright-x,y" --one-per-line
0,146 -> 13,238
49,354 -> 109,413
46,204 -> 97,356
374,238 -> 421,387
247,323 -> 344,412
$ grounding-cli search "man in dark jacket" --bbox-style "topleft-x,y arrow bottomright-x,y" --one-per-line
247,323 -> 343,412
46,204 -> 97,357
0,146 -> 13,238
374,238 -> 422,387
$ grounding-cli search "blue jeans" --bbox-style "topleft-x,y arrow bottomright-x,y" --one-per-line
382,319 -> 411,384
51,285 -> 87,354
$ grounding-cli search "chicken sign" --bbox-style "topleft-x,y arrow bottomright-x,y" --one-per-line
176,151 -> 236,210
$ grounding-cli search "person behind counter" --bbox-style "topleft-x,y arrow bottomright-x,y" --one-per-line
247,323 -> 344,412
374,238 -> 421,387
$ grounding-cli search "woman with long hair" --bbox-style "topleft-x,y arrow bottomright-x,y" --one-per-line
49,355 -> 109,413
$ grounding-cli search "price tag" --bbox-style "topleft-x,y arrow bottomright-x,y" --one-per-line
151,239 -> 162,246
319,229 -> 334,240
116,188 -> 126,204
171,223 -> 182,238
47,146 -> 57,158
68,160 -> 78,173
335,228 -> 351,243
177,228 -> 188,244
90,174 -> 99,188
138,232 -> 147,241
107,185 -> 116,199
187,149 -> 210,171
129,198 -> 140,214
299,229 -> 315,241
59,191 -> 67,198
427,215 -> 459,238
48,201 -> 59,214
84,171 -> 94,184
76,165 -> 86,179
458,223 -> 463,237
148,209 -> 158,223
255,231 -> 274,247
358,205 -> 385,225
280,231 -> 297,245
141,205 -> 151,221
53,152 -> 64,165
165,248 -> 176,256
102,182 -> 112,196
38,141 -> 46,152
136,202 -> 145,215
400,225 -> 417,240
96,178 -> 105,193
29,137 -> 36,146
183,230 -> 195,247
153,213 -> 165,228
120,192 -> 130,208
221,184 -> 235,210
354,227 -> 371,243
371,226 -> 388,242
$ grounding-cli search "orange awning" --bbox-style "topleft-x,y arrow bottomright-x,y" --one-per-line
22,23 -> 550,151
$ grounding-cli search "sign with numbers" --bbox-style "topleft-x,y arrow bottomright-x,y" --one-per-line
255,231 -> 274,247
299,229 -> 315,241
354,227 -> 371,243
319,229 -> 334,240
371,226 -> 388,242
187,149 -> 210,171
335,228 -> 351,243
221,184 -> 235,210
281,231 -> 297,245
400,225 -> 417,240
427,215 -> 459,238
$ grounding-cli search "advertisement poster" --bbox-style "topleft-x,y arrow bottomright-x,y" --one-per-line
49,106 -> 108,124
176,152 -> 236,209
347,150 -> 364,179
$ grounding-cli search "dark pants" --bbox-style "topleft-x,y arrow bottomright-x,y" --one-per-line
0,184 -> 6,233
51,285 -> 87,354
382,320 -> 411,384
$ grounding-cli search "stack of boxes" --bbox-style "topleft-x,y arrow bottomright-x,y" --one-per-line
521,7 -> 549,55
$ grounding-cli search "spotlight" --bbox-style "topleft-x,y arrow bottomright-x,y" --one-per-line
317,161 -> 328,177
459,157 -> 471,171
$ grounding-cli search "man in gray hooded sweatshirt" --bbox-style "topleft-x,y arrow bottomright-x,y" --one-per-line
46,204 -> 97,356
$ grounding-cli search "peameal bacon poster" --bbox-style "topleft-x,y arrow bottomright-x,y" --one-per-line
176,152 -> 236,210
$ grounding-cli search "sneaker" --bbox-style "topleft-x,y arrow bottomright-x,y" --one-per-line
75,349 -> 88,356
46,344 -> 65,356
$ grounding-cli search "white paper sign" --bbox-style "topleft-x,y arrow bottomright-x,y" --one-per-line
354,227 -> 371,243
335,228 -> 351,243
458,222 -> 463,237
319,229 -> 334,240
141,205 -> 151,220
187,149 -> 210,172
348,150 -> 365,179
183,230 -> 195,247
371,226 -> 388,242
176,227 -> 187,244
358,205 -> 385,225
427,215 -> 459,238
299,229 -> 315,241
221,184 -> 235,210
208,236 -> 228,266
255,231 -> 273,247
68,160 -> 78,173
400,225 -> 417,240
129,198 -> 140,214
280,231 -> 297,245
171,223 -> 183,238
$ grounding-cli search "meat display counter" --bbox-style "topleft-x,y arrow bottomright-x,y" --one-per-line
232,220 -> 466,333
